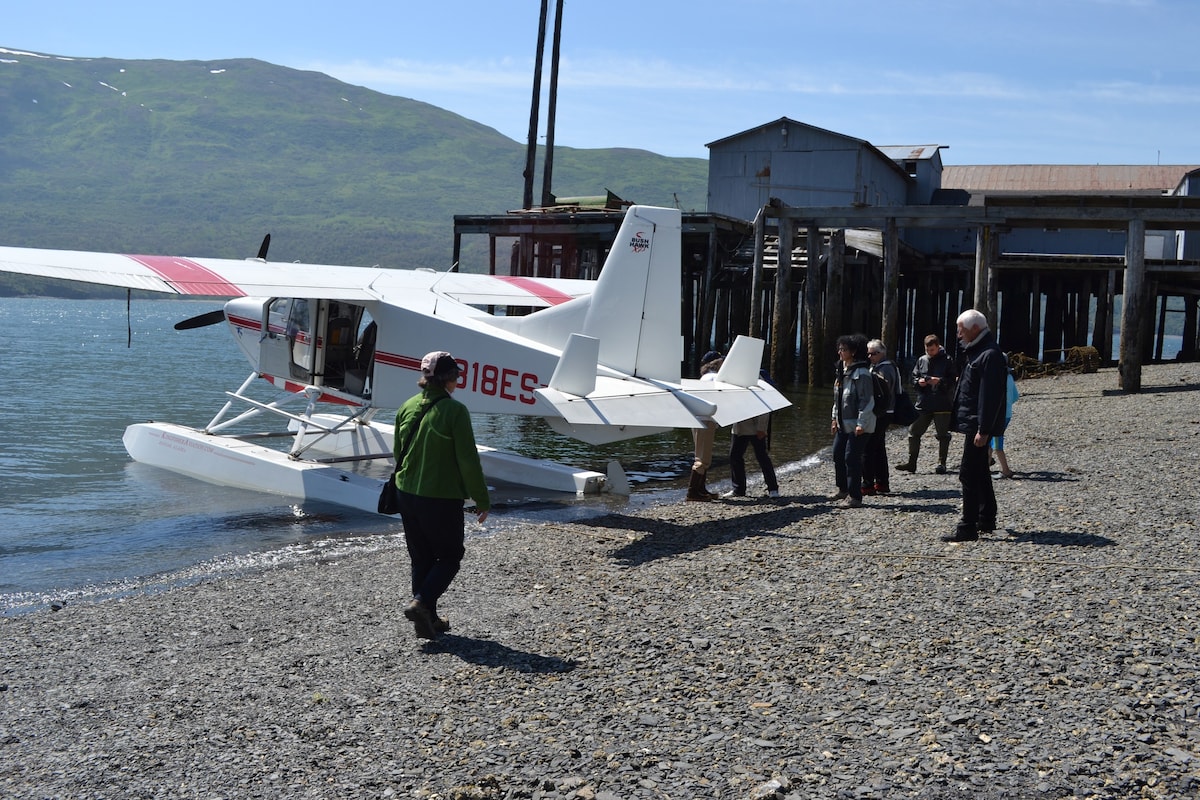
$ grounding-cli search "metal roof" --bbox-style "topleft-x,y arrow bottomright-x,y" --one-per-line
941,165 -> 1200,195
875,145 -> 946,161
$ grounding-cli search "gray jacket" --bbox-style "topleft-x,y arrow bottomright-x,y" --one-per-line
832,362 -> 876,434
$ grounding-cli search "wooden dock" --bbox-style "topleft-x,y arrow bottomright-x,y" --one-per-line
454,196 -> 1200,392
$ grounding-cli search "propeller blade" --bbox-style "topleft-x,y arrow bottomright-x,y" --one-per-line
256,233 -> 271,261
174,309 -> 227,330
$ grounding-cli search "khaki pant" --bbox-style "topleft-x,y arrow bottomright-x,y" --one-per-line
691,420 -> 718,474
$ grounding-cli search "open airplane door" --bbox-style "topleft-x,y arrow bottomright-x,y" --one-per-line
245,298 -> 376,400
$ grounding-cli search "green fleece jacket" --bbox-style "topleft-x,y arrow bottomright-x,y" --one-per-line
393,387 -> 491,512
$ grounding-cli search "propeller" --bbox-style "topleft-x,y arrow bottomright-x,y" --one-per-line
174,234 -> 269,331
174,309 -> 227,330
256,233 -> 271,261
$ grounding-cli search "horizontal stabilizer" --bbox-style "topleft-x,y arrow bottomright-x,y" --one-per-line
535,376 -> 706,429
678,379 -> 791,427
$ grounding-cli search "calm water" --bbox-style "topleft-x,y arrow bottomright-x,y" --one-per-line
0,298 -> 832,613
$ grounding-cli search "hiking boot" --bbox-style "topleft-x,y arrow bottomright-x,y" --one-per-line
767,489 -> 780,498
894,461 -> 916,473
875,484 -> 890,495
828,489 -> 849,501
941,524 -> 978,542
862,485 -> 877,496
404,598 -> 439,640
836,496 -> 862,508
935,463 -> 947,474
432,614 -> 451,634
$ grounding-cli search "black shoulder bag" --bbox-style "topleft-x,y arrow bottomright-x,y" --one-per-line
377,395 -> 446,515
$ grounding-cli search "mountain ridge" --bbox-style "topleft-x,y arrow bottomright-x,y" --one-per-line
0,48 -> 708,295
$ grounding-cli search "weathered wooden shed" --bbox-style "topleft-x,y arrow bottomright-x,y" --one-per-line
706,118 -> 913,219
704,120 -> 1200,388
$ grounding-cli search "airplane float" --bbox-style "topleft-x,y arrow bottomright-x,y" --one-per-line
0,205 -> 790,513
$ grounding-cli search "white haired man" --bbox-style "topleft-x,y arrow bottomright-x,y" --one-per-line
945,310 -> 1008,542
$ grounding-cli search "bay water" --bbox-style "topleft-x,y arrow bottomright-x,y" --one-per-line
0,298 -> 832,614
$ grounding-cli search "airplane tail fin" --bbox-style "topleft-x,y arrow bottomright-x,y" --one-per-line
493,206 -> 683,382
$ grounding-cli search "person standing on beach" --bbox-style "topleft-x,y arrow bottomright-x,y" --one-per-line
862,339 -> 899,495
944,311 -> 1007,542
990,365 -> 1020,478
896,334 -> 957,474
724,369 -> 781,499
687,351 -> 723,501
830,334 -> 875,508
393,351 -> 491,639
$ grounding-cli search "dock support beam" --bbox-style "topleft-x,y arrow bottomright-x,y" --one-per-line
881,217 -> 899,354
771,219 -> 794,383
1119,218 -> 1147,392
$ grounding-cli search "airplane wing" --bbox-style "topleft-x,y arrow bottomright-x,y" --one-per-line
536,376 -> 708,429
0,245 -> 594,307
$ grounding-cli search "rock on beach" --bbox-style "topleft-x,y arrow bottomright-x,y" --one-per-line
2,363 -> 1199,799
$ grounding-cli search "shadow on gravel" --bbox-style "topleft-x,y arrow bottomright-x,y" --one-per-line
997,529 -> 1116,547
598,502 -> 826,566
1102,381 -> 1200,396
422,634 -> 577,673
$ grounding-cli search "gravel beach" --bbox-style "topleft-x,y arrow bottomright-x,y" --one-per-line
2,362 -> 1198,800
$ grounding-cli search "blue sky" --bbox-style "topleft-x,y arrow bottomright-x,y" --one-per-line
6,0 -> 1200,165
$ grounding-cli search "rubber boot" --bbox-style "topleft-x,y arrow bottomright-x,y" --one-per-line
686,470 -> 711,501
937,438 -> 950,472
895,439 -> 919,472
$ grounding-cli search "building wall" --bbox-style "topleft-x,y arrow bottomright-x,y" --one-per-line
707,120 -> 1200,262
707,122 -> 911,219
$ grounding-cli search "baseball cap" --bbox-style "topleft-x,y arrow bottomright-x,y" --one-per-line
420,351 -> 460,379
701,350 -> 722,365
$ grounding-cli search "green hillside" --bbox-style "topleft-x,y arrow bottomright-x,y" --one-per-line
0,50 -> 708,295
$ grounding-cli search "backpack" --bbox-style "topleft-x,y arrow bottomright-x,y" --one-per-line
870,370 -> 891,414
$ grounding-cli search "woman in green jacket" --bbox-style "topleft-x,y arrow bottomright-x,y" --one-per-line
393,351 -> 491,640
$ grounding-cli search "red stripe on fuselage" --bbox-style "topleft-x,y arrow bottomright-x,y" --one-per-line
375,351 -> 421,370
124,255 -> 245,296
494,276 -> 574,306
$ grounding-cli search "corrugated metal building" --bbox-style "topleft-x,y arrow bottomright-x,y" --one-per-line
706,118 -> 913,216
707,119 -> 1200,259
699,117 -> 1200,375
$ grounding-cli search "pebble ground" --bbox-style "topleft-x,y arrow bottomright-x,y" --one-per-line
2,363 -> 1198,799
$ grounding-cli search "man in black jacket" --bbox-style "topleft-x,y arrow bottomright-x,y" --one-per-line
945,310 -> 1008,542
895,333 -> 957,474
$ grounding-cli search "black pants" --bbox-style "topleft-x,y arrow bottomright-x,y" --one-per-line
397,491 -> 466,613
729,434 -> 778,494
958,435 -> 997,531
862,413 -> 892,489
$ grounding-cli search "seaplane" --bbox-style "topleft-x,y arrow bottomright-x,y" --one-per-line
0,205 -> 790,513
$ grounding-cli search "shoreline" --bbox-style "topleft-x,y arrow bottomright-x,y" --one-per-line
2,362 -> 1199,799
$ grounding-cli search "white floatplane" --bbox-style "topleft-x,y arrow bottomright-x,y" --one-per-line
0,205 -> 790,512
